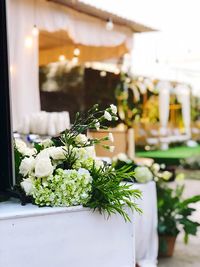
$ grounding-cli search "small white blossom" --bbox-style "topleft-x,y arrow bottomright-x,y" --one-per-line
19,157 -> 35,177
104,111 -> 112,121
21,178 -> 34,196
95,122 -> 100,130
108,132 -> 114,142
110,104 -> 117,114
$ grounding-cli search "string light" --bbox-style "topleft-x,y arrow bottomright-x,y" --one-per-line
73,47 -> 80,56
106,18 -> 114,31
58,55 -> 66,62
32,25 -> 39,36
100,71 -> 107,77
25,36 -> 33,48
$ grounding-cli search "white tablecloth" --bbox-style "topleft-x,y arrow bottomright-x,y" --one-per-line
133,181 -> 158,267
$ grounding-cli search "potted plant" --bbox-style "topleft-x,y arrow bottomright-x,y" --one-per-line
157,182 -> 200,257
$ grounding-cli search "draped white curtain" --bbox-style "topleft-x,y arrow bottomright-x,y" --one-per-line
157,81 -> 171,135
7,0 -> 40,131
175,84 -> 191,136
7,0 -> 133,130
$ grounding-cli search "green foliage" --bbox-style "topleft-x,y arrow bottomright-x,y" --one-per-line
157,183 -> 200,243
85,164 -> 142,222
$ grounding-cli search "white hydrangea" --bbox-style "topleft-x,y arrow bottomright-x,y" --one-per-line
134,166 -> 153,183
19,157 -> 35,177
32,168 -> 92,207
110,104 -> 117,114
104,111 -> 112,121
94,159 -> 104,169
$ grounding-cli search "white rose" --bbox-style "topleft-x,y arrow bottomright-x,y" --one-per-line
110,104 -> 117,114
20,178 -> 34,196
15,139 -> 27,153
15,139 -> 36,156
134,166 -> 153,183
35,157 -> 54,178
75,134 -> 88,145
48,147 -> 66,160
23,147 -> 36,157
108,132 -> 114,142
104,111 -> 112,121
19,157 -> 35,177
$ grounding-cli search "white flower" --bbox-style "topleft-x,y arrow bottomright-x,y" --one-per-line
75,134 -> 88,145
152,163 -> 160,173
109,146 -> 115,152
95,122 -> 100,130
85,146 -> 96,157
95,159 -> 104,169
41,139 -> 53,148
108,132 -> 114,142
15,139 -> 36,156
35,157 -> 54,178
110,104 -> 117,114
19,157 -> 35,177
21,178 -> 34,196
104,111 -> 112,121
162,171 -> 172,181
117,153 -> 129,162
134,166 -> 153,183
15,139 -> 27,152
48,147 -> 66,160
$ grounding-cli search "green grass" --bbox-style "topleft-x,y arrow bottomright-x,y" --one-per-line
136,145 -> 200,165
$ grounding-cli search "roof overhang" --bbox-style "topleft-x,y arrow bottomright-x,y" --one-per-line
48,0 -> 155,33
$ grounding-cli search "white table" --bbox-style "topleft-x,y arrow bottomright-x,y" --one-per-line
0,199 -> 135,267
133,181 -> 158,267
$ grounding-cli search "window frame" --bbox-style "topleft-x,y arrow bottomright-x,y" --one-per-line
0,0 -> 14,191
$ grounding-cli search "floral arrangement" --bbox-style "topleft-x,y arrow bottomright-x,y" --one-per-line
112,153 -> 173,183
14,105 -> 142,221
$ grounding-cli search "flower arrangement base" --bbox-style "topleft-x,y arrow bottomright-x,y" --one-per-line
159,235 -> 177,257
0,199 -> 135,267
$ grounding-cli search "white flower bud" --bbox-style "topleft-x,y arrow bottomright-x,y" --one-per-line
108,132 -> 114,142
104,111 -> 112,121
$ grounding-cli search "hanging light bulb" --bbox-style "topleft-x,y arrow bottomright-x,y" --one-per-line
100,71 -> 107,77
58,54 -> 66,62
73,47 -> 80,57
106,18 -> 114,31
32,25 -> 39,36
25,36 -> 33,48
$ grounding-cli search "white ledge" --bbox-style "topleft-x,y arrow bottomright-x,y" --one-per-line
0,198 -> 89,220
